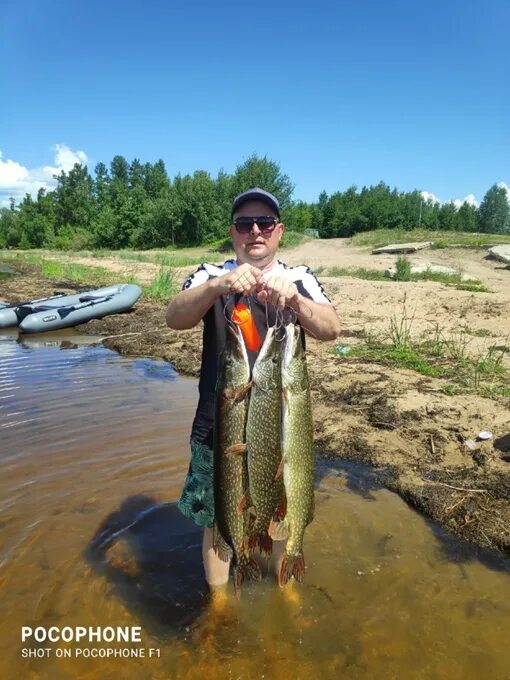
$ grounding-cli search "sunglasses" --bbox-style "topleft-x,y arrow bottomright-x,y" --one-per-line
233,216 -> 278,234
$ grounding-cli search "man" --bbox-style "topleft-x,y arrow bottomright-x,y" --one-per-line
166,187 -> 340,592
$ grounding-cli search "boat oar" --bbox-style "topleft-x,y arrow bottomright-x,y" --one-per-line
57,296 -> 114,319
2,291 -> 67,309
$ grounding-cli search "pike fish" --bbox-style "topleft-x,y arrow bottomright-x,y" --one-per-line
213,323 -> 261,595
273,322 -> 314,586
246,326 -> 284,556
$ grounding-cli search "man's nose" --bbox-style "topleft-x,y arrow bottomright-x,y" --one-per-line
250,222 -> 261,235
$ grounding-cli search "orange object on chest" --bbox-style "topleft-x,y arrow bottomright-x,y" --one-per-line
232,302 -> 262,352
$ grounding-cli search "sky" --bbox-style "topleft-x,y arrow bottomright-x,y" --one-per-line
0,0 -> 509,208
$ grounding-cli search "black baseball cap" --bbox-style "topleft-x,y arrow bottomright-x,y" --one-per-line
231,187 -> 280,219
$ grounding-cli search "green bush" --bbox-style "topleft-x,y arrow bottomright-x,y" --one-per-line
394,257 -> 412,281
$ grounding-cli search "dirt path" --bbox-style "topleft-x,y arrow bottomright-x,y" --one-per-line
2,241 -> 510,554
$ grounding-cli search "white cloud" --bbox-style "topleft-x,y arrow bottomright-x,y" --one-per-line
453,194 -> 478,209
53,143 -> 88,171
0,144 -> 88,207
424,182 -> 510,210
420,191 -> 440,204
422,190 -> 479,209
497,181 -> 510,204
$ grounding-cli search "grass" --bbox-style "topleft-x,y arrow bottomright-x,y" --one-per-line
0,231 -> 307,269
142,268 -> 178,300
0,252 -> 177,302
388,256 -> 488,292
1,246 -> 230,269
351,228 -> 510,249
1,231 -> 307,268
333,297 -> 510,397
153,253 -> 213,267
315,258 -> 488,292
3,253 -> 125,286
394,256 -> 412,281
324,266 -> 388,281
460,326 -> 495,338
316,263 -> 408,282
280,231 -> 309,248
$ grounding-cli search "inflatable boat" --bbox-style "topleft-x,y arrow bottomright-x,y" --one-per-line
0,284 -> 142,333
0,292 -> 68,327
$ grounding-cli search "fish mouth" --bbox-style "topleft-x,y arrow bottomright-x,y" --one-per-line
226,323 -> 250,366
282,323 -> 300,368
257,326 -> 275,358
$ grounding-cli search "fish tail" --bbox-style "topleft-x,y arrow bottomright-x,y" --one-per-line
233,557 -> 262,598
278,552 -> 306,587
233,565 -> 245,599
245,557 -> 262,582
213,523 -> 233,562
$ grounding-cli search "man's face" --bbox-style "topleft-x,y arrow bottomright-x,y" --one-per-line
230,200 -> 284,267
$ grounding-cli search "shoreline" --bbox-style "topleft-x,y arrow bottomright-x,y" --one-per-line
2,261 -> 510,555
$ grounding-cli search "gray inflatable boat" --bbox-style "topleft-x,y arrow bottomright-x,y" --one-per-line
0,284 -> 142,333
0,292 -> 68,328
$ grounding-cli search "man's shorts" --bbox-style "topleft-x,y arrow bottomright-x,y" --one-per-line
177,439 -> 215,528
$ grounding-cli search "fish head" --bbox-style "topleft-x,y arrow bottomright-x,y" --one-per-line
282,323 -> 308,390
252,326 -> 281,389
222,323 -> 250,387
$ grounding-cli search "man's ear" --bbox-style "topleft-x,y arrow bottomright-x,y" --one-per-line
278,222 -> 285,241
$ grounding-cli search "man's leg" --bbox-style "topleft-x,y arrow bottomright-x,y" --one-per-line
270,538 -> 287,580
202,527 -> 230,587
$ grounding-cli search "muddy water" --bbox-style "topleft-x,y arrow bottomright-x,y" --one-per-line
1,332 -> 509,680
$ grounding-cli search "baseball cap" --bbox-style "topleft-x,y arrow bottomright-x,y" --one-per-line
231,187 -> 280,219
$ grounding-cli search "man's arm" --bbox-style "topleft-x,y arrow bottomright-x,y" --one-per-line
292,295 -> 341,341
165,278 -> 223,330
166,263 -> 264,330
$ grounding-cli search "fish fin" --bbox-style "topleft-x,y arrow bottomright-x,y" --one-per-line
246,557 -> 262,582
213,523 -> 233,563
274,494 -> 287,521
278,552 -> 306,587
245,508 -> 257,539
274,458 -> 285,480
236,492 -> 249,514
233,565 -> 244,599
223,381 -> 252,404
268,517 -> 289,541
235,381 -> 253,401
225,442 -> 247,456
233,556 -> 262,597
248,532 -> 273,557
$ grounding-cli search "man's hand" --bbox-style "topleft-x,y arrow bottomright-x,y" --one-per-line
256,276 -> 300,311
215,263 -> 263,296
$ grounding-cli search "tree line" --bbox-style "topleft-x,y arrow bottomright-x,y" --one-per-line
0,154 -> 508,249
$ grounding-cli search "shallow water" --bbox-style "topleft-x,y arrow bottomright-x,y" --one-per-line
0,331 -> 509,680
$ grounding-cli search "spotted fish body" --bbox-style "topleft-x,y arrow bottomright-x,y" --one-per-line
246,326 -> 284,555
214,324 -> 260,595
277,323 -> 314,586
